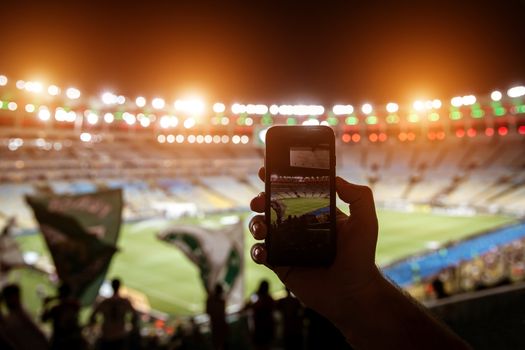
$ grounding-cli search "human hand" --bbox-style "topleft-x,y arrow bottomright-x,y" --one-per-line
249,167 -> 382,330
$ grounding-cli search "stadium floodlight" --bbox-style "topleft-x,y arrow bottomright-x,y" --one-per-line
66,111 -> 77,122
7,102 -> 18,111
25,104 -> 36,113
305,105 -> 324,116
55,108 -> 67,121
139,117 -> 151,127
241,135 -> 249,144
104,112 -> 114,123
0,75 -> 7,86
432,99 -> 442,109
386,102 -> 399,113
221,135 -> 230,143
204,135 -> 213,144
450,96 -> 463,107
135,96 -> 147,108
152,97 -> 165,110
116,95 -> 126,105
102,92 -> 117,105
213,135 -> 221,144
15,80 -> 25,90
24,81 -> 43,93
86,111 -> 99,125
221,116 -> 230,125
169,116 -> 178,127
424,100 -> 433,110
166,134 -> 175,143
66,87 -> 81,99
47,85 -> 60,96
361,103 -> 373,115
176,134 -> 185,143
80,132 -> 92,142
174,98 -> 205,115
412,100 -> 425,111
333,104 -> 354,115
231,103 -> 246,114
245,117 -> 254,126
278,105 -> 292,115
246,104 -> 268,115
490,90 -> 502,101
320,120 -> 329,126
157,134 -> 166,143
187,135 -> 196,143
232,135 -> 241,144
38,107 -> 51,121
196,135 -> 204,144
302,119 -> 320,126
159,115 -> 171,128
123,112 -> 136,125
507,86 -> 525,98
213,102 -> 226,113
258,128 -> 268,144
269,104 -> 279,115
462,95 -> 476,106
183,117 -> 196,129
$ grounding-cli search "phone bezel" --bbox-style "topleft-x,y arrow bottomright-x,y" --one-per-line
264,125 -> 337,267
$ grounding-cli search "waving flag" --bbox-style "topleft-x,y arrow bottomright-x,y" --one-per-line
26,189 -> 122,305
158,216 -> 244,309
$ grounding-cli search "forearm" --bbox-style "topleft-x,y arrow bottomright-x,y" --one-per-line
335,270 -> 470,349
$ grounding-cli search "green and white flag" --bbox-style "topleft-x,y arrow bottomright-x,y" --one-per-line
26,189 -> 122,305
157,216 -> 244,309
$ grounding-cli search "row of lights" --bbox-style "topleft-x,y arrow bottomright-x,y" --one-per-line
3,99 -> 524,129
340,126 -> 525,143
2,74 -> 524,117
156,134 -> 250,144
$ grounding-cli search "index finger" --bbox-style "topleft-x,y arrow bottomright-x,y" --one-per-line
336,176 -> 376,218
258,167 -> 265,182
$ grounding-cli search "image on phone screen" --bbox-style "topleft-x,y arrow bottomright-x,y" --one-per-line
269,144 -> 332,260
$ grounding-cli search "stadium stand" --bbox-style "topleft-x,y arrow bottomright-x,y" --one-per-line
1,132 -> 525,228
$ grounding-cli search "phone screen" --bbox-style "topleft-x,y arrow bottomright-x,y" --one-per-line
265,126 -> 336,266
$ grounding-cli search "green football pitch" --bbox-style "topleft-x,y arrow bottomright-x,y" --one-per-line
12,209 -> 517,318
280,197 -> 329,217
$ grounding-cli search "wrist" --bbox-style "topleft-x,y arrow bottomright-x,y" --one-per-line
330,267 -> 389,342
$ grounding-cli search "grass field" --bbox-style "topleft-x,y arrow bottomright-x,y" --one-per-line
280,197 -> 328,217
11,209 -> 517,318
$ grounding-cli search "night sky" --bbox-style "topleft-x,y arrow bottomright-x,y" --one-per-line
1,0 -> 524,105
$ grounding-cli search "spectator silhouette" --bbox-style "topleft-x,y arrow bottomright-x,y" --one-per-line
248,280 -> 275,350
206,283 -> 228,350
41,283 -> 87,350
432,277 -> 449,299
0,217 -> 23,286
0,305 -> 15,350
89,278 -> 138,350
276,289 -> 304,350
0,283 -> 49,350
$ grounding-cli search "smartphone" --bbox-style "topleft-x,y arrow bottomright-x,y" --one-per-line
264,125 -> 336,267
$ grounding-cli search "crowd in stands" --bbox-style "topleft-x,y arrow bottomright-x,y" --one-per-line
1,136 -> 525,229
0,277 -> 351,350
408,237 -> 525,301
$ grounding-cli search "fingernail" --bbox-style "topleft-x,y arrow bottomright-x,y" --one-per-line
251,246 -> 261,260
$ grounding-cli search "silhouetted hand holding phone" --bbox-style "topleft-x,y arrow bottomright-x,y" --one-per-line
249,168 -> 470,349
